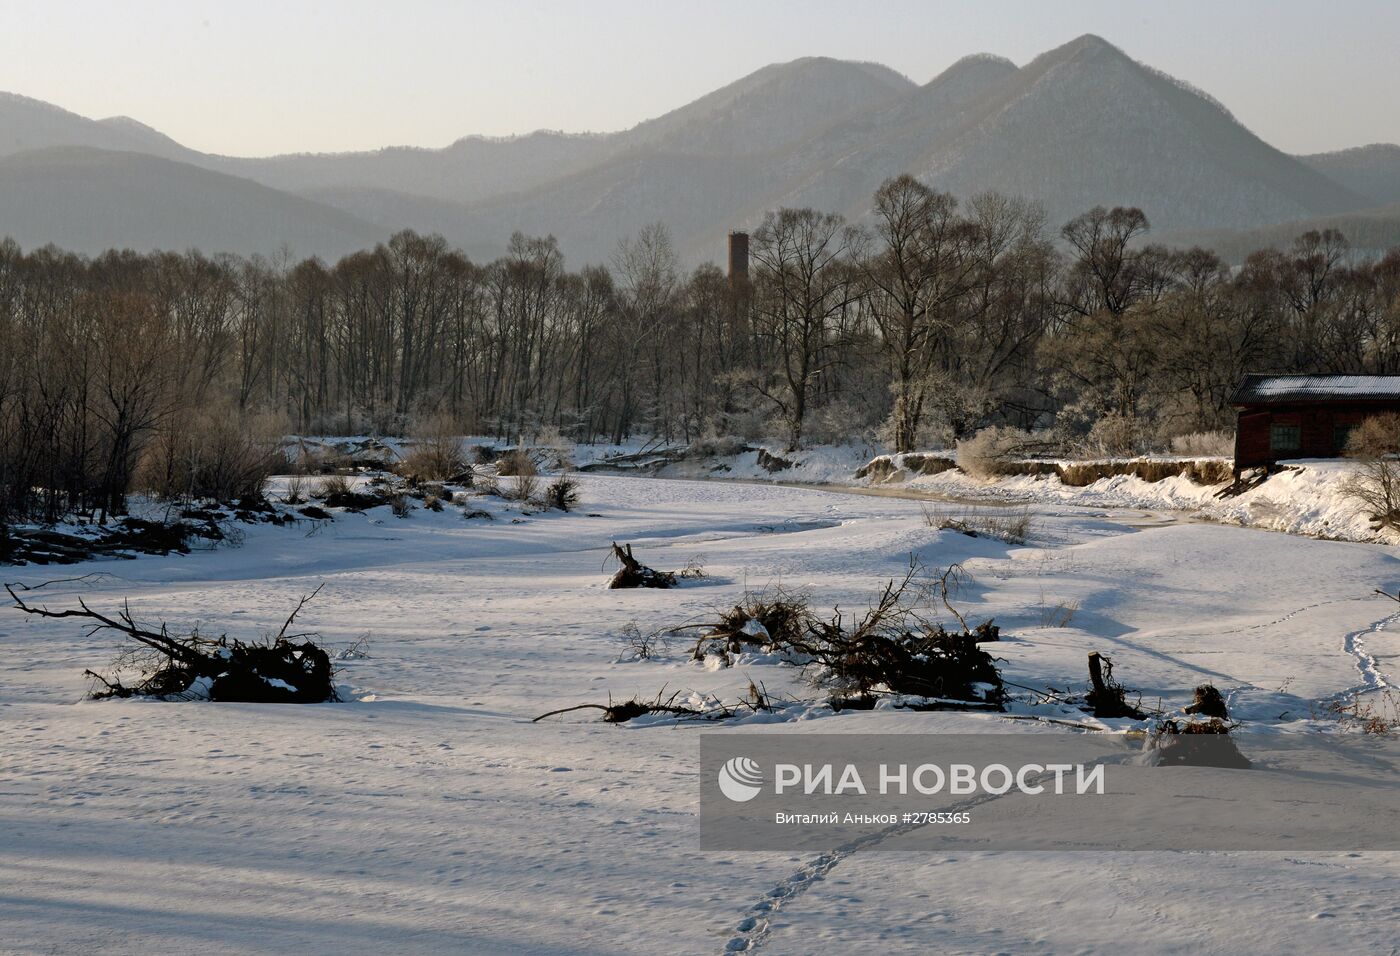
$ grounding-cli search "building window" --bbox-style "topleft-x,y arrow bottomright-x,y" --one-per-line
1334,424 -> 1356,454
1270,423 -> 1302,454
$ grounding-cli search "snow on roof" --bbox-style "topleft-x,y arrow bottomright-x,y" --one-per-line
1232,374 -> 1400,404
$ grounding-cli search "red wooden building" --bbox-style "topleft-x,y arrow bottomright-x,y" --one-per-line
1232,374 -> 1400,469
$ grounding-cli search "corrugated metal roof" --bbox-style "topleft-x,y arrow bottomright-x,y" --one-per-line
1232,374 -> 1400,404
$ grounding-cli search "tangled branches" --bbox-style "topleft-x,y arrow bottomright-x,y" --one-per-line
6,582 -> 340,703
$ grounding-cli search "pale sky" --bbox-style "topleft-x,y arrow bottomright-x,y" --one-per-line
2,0 -> 1396,157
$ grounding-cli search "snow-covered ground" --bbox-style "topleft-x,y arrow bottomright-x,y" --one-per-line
636,443 -> 1397,545
3,474 -> 1399,954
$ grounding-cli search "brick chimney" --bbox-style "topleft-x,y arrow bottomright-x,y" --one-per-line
727,231 -> 749,285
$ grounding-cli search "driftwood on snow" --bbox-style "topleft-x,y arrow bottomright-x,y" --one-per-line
607,542 -> 678,589
1084,651 -> 1146,719
6,582 -> 339,703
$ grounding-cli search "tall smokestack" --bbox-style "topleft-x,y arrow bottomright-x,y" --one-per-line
727,231 -> 749,286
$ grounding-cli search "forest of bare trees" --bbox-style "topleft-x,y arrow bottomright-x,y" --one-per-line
3,174 -> 1400,525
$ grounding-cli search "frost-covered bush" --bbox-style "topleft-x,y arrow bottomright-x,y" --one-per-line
532,425 -> 576,471
804,398 -> 883,447
496,449 -> 538,477
956,426 -> 1036,479
1169,430 -> 1235,458
688,430 -> 746,458
1080,413 -> 1148,458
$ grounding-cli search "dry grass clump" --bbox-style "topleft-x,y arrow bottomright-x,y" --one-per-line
312,474 -> 388,511
1325,690 -> 1398,735
1170,430 -> 1235,458
1036,596 -> 1080,628
473,473 -> 500,498
282,474 -> 308,505
922,503 -> 1032,544
496,449 -> 538,477
314,474 -> 353,498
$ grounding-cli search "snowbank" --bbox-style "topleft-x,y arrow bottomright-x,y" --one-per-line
603,443 -> 1396,545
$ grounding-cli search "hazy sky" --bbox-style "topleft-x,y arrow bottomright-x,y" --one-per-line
3,0 -> 1397,157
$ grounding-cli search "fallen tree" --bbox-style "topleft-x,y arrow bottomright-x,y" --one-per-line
533,689 -> 737,724
6,582 -> 339,702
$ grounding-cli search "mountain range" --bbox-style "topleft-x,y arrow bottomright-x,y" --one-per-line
2,34 -> 1398,266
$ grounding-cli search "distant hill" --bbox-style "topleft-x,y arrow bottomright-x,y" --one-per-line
1300,144 -> 1400,206
0,92 -> 197,161
1161,202 -> 1400,264
0,147 -> 383,258
890,35 -> 1364,233
0,37 -> 1397,265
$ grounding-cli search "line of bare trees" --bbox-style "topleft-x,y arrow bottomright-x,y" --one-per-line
3,174 -> 1400,525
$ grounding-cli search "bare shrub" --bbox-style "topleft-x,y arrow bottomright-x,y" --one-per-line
956,426 -> 1037,479
474,473 -> 501,498
138,407 -> 286,503
617,622 -> 664,661
800,565 -> 1003,703
544,475 -> 581,511
509,471 -> 539,502
696,561 -> 1004,706
1169,430 -> 1235,458
397,414 -> 467,481
423,494 -> 444,512
389,493 -> 412,518
1342,413 -> 1400,529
